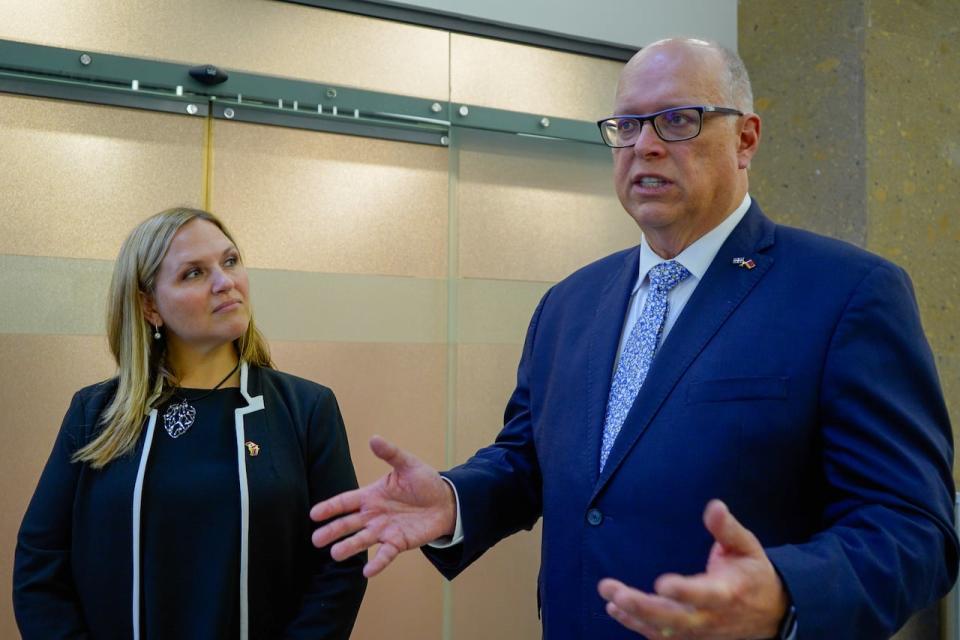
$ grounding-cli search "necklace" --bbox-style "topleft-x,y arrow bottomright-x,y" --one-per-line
162,362 -> 240,438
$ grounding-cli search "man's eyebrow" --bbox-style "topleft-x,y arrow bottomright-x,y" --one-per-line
614,103 -> 700,114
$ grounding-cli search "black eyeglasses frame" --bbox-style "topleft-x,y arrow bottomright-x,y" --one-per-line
596,105 -> 744,147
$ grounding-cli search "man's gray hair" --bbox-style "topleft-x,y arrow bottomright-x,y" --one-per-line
715,44 -> 754,113
636,38 -> 755,113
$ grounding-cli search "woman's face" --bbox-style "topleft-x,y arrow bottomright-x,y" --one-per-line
144,218 -> 250,355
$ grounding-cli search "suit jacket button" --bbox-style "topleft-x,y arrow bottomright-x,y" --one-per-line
586,509 -> 603,526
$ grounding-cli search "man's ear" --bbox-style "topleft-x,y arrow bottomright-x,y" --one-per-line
140,291 -> 162,328
737,113 -> 761,170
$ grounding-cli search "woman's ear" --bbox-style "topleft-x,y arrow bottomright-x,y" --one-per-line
140,291 -> 162,328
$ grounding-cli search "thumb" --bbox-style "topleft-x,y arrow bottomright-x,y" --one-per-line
703,499 -> 761,556
369,435 -> 416,472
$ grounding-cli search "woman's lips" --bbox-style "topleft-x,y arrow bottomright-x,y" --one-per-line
213,300 -> 241,313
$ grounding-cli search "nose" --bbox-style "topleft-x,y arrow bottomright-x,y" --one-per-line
211,266 -> 235,294
631,119 -> 667,159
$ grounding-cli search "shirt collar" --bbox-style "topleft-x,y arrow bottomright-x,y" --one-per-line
634,193 -> 752,294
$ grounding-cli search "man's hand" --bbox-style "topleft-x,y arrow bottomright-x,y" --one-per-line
598,500 -> 789,639
311,435 -> 457,578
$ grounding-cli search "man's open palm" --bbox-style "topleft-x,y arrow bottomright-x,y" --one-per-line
311,436 -> 457,578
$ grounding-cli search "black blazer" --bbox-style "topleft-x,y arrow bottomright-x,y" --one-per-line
14,363 -> 366,639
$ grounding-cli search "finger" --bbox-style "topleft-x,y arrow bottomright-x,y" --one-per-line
364,542 -> 400,578
330,527 -> 380,562
598,579 -> 697,629
655,572 -> 734,609
703,499 -> 761,556
598,577 -> 629,600
607,602 -> 684,640
605,601 -> 660,636
310,488 -> 364,522
311,512 -> 370,549
369,435 -> 419,473
600,581 -> 659,635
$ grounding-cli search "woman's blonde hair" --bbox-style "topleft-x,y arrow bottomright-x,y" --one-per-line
74,208 -> 273,468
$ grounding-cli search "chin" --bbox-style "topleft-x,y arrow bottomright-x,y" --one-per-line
223,319 -> 251,344
626,203 -> 681,229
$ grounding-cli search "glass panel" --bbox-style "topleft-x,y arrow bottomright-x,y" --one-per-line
211,119 -> 449,278
210,120 -> 452,636
457,128 -> 637,283
0,22 -> 638,639
451,342 -> 540,639
0,93 -> 204,260
451,33 -> 623,121
457,279 -> 550,345
0,255 -> 111,335
448,126 -> 638,638
249,270 -> 446,344
271,341 -> 447,640
0,91 -> 204,637
0,335 -> 115,640
0,0 -> 449,100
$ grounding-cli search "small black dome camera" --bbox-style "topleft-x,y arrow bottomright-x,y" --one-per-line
188,64 -> 229,86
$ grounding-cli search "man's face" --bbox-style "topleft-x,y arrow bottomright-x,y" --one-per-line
612,42 -> 758,256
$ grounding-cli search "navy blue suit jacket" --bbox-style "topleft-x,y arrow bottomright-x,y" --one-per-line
425,201 -> 957,639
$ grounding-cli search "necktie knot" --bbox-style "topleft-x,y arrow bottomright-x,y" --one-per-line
648,260 -> 691,292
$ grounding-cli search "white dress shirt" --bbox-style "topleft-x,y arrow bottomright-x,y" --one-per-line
614,193 -> 752,366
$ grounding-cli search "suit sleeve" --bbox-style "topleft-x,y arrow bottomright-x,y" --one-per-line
283,387 -> 367,640
765,261 -> 958,639
13,391 -> 90,639
423,291 -> 550,579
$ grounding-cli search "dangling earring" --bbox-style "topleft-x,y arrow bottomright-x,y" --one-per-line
153,324 -> 161,340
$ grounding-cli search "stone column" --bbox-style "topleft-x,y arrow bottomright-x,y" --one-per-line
740,1 -> 960,638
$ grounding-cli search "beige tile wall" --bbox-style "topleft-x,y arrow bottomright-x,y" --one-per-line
271,341 -> 448,640
211,120 -> 449,279
0,336 -> 116,639
0,94 -> 205,259
456,129 -> 636,283
0,0 -> 450,101
450,34 -> 623,122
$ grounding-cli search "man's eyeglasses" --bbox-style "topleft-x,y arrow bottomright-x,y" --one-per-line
597,106 -> 744,148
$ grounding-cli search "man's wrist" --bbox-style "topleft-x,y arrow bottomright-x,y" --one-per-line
766,560 -> 794,640
442,477 -> 457,537
426,476 -> 464,549
775,603 -> 797,640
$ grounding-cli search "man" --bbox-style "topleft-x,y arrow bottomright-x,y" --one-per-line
312,38 -> 958,639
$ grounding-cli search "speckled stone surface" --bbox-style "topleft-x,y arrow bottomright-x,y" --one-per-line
739,0 -> 868,245
741,0 -> 959,465
864,0 -> 960,457
740,2 -> 960,637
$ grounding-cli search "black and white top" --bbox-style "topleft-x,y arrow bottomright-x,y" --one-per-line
141,388 -> 242,638
14,363 -> 367,640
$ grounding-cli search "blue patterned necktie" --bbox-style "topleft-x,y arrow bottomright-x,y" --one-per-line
599,260 -> 692,470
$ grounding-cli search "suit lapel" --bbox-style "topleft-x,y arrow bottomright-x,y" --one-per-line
238,363 -> 268,471
591,204 -> 777,499
583,247 -> 641,486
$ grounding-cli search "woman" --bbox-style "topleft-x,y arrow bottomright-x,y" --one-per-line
14,208 -> 366,639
